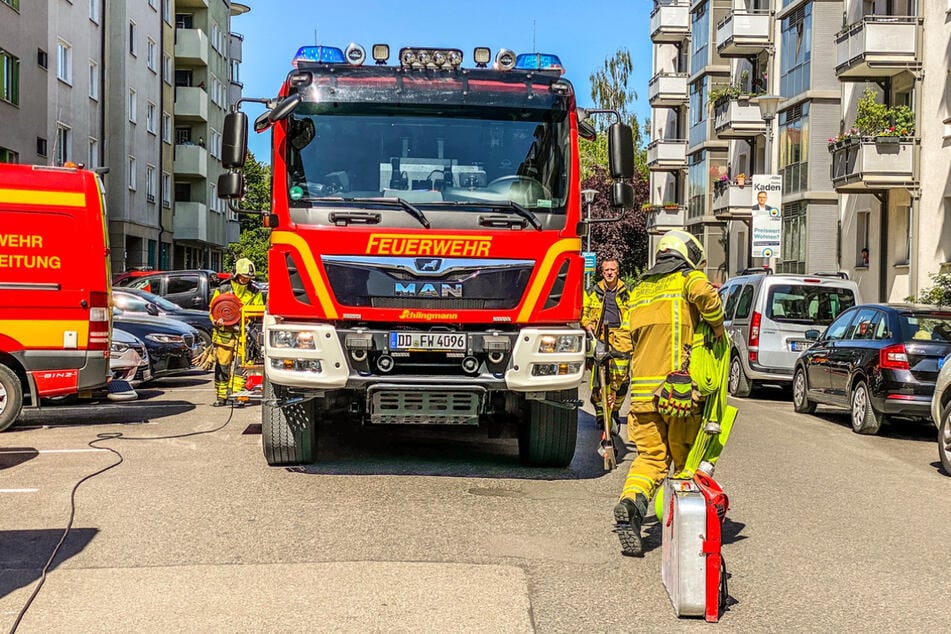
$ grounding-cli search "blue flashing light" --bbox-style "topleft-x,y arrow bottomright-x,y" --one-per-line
514,53 -> 564,73
293,45 -> 346,66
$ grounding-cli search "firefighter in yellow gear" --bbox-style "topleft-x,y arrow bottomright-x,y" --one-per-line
581,258 -> 632,429
606,231 -> 725,556
210,258 -> 264,406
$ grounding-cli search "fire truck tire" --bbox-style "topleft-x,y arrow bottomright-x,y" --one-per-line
0,364 -> 24,432
518,389 -> 578,468
262,377 -> 316,466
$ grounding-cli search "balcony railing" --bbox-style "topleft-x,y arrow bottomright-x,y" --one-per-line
647,139 -> 688,171
650,1 -> 691,44
173,144 -> 208,179
716,10 -> 771,57
174,28 -> 209,65
648,72 -> 689,108
712,181 -> 754,218
173,201 -> 209,243
829,136 -> 917,192
835,16 -> 921,79
713,97 -> 767,138
645,204 -> 687,234
173,86 -> 209,122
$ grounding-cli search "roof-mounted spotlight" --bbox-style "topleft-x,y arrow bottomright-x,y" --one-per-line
495,48 -> 516,71
371,43 -> 389,65
345,43 -> 366,66
473,47 -> 491,68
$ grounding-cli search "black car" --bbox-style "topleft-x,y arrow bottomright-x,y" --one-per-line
113,287 -> 213,346
112,311 -> 205,380
793,304 -> 951,434
115,269 -> 221,310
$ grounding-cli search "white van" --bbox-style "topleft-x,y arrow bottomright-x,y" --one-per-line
718,272 -> 861,396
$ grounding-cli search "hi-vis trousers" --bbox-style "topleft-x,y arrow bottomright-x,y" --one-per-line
213,342 -> 246,400
619,410 -> 702,503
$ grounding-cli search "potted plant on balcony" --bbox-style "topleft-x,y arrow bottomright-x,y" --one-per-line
854,88 -> 915,143
662,201 -> 680,211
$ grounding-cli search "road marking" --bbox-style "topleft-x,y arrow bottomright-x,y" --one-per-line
0,488 -> 39,493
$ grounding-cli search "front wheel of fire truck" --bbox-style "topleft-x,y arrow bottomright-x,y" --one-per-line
517,388 -> 578,468
262,376 -> 317,466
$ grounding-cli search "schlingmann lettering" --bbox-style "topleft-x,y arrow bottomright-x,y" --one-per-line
398,309 -> 460,321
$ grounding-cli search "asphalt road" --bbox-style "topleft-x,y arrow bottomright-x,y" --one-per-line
1,373 -> 949,632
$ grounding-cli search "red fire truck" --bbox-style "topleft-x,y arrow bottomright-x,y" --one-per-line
0,163 -> 113,430
219,44 -> 633,466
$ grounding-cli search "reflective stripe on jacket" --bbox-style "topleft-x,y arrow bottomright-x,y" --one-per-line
581,279 -> 631,337
210,280 -> 264,346
609,269 -> 724,413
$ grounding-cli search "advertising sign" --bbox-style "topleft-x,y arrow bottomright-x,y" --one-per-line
751,174 -> 783,258
583,251 -> 597,274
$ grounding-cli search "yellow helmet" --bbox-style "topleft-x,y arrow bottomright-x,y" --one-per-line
235,258 -> 256,277
656,230 -> 706,270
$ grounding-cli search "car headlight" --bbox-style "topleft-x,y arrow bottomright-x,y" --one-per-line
270,329 -> 317,350
111,342 -> 130,353
145,333 -> 184,344
538,334 -> 582,354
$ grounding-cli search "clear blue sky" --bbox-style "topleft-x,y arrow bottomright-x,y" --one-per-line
234,1 -> 653,162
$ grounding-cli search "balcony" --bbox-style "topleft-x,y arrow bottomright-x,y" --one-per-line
174,144 -> 208,179
229,32 -> 244,62
716,11 -> 771,58
648,73 -> 689,108
713,97 -> 767,138
174,86 -> 209,122
647,139 -> 688,171
175,28 -> 209,66
645,205 -> 687,235
650,1 -> 690,44
835,16 -> 921,79
173,201 -> 209,243
712,182 -> 754,219
829,137 -> 917,192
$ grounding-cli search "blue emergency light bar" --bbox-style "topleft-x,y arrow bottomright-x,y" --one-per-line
293,45 -> 346,66
514,53 -> 564,73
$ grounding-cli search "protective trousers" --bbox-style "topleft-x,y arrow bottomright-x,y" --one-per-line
619,410 -> 702,503
213,342 -> 246,400
589,360 -> 629,424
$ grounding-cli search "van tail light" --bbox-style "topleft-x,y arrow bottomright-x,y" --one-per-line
88,291 -> 111,352
748,311 -> 761,364
880,343 -> 909,370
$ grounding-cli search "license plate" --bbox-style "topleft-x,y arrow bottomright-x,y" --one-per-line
389,332 -> 466,351
790,340 -> 809,352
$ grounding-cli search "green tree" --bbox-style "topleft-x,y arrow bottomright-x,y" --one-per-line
917,273 -> 951,306
225,150 -> 272,275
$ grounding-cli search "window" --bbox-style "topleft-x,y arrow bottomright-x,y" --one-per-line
89,0 -> 99,23
88,61 -> 99,100
824,310 -> 856,342
734,285 -> 754,320
162,171 -> 171,207
209,183 -> 219,212
689,77 -> 709,148
847,308 -> 881,341
147,39 -> 156,72
776,202 -> 807,274
211,22 -> 221,53
900,313 -> 951,343
900,207 -> 911,265
723,285 -> 742,320
36,137 -> 47,157
175,14 -> 194,29
779,103 -> 809,195
128,89 -> 137,123
0,48 -> 19,105
88,137 -> 98,168
780,4 -> 812,98
162,112 -> 171,143
147,102 -> 157,134
57,40 -> 72,84
690,2 -> 710,75
37,48 -> 48,70
856,211 -> 870,267
129,21 -> 136,56
210,129 -> 221,158
163,0 -> 172,24
56,124 -> 71,166
167,276 -> 198,295
146,165 -> 156,202
128,156 -> 136,190
230,60 -> 241,85
0,146 -> 18,164
1,0 -> 20,10
163,54 -> 172,84
767,284 -> 856,325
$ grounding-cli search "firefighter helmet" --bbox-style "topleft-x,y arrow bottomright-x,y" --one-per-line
656,230 -> 705,270
235,258 -> 255,277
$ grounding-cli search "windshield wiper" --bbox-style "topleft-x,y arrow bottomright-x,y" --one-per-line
484,201 -> 542,231
339,197 -> 430,229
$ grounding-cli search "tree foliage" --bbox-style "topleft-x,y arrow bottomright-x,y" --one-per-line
582,166 -> 650,278
917,273 -> 951,306
225,150 -> 272,275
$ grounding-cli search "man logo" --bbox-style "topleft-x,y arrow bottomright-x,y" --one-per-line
415,258 -> 442,272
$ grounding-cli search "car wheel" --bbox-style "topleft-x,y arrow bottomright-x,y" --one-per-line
728,355 -> 752,398
0,364 -> 24,432
850,381 -> 883,435
939,404 -> 951,476
792,368 -> 816,414
196,328 -> 212,349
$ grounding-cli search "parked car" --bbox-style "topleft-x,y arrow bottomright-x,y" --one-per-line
718,272 -> 860,396
111,328 -> 151,386
112,287 -> 213,347
112,311 -> 205,380
115,269 -> 222,310
929,349 -> 951,474
793,304 -> 951,435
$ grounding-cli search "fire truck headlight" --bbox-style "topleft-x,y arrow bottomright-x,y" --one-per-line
145,334 -> 184,344
270,330 -> 317,350
537,334 -> 582,354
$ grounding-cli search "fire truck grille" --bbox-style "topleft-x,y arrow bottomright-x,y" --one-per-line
370,298 -> 490,310
368,386 -> 483,425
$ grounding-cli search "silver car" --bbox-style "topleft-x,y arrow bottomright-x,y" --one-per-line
718,272 -> 861,397
930,353 -> 951,474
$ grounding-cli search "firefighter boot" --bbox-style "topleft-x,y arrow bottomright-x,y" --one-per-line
613,493 -> 649,557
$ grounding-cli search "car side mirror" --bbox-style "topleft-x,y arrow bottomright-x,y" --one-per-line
805,329 -> 820,341
145,303 -> 160,316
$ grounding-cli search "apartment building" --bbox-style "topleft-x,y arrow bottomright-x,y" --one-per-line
647,0 -> 950,302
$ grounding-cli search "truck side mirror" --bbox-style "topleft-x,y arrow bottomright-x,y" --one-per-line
608,122 -> 634,179
218,172 -> 245,200
611,182 -> 634,209
222,112 -> 248,169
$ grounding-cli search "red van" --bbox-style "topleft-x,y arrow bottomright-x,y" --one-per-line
0,163 -> 113,431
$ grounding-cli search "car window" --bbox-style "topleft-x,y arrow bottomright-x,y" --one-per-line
846,307 -> 879,341
824,309 -> 856,341
723,285 -> 741,320
899,313 -> 951,343
167,275 -> 199,295
766,284 -> 856,325
734,285 -> 754,319
873,312 -> 891,340
128,277 -> 158,293
114,293 -> 150,312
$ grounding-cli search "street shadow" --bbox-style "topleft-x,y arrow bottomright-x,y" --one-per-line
810,409 -> 937,444
0,448 -> 39,471
12,400 -> 197,430
930,461 -> 950,477
148,373 -> 210,388
0,528 -> 98,598
641,516 -> 747,556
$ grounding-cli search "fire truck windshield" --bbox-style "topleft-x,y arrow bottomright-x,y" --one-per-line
284,105 -> 570,215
